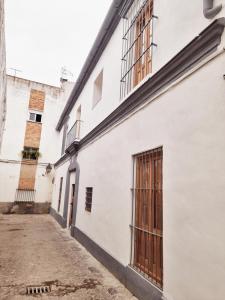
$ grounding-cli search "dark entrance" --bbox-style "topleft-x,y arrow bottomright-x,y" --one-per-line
69,184 -> 75,227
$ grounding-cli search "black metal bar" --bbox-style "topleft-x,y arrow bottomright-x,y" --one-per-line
66,120 -> 82,149
121,43 -> 154,82
122,0 -> 151,39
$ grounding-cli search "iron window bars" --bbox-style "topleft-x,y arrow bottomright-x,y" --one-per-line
130,147 -> 163,288
15,189 -> 36,202
85,187 -> 93,212
120,0 -> 157,99
22,147 -> 40,160
66,120 -> 82,150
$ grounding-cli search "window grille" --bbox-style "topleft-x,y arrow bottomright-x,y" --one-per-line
22,147 -> 39,160
120,0 -> 157,99
85,187 -> 93,212
15,189 -> 36,202
130,147 -> 163,288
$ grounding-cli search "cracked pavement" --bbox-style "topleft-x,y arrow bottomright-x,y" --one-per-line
0,214 -> 137,300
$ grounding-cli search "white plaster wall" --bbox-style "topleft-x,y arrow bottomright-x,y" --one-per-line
74,52 -> 225,300
35,165 -> 54,203
0,163 -> 20,202
0,78 -> 29,160
62,1 -> 225,149
0,0 -> 6,151
152,0 -> 225,72
66,21 -> 123,139
51,159 -> 70,215
0,76 -> 73,204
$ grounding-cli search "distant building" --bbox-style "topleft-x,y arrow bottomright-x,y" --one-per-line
0,0 -> 6,150
50,1 -> 225,300
0,75 -> 73,213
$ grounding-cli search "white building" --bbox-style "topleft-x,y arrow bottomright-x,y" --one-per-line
49,0 -> 225,299
0,75 -> 73,213
0,0 -> 6,151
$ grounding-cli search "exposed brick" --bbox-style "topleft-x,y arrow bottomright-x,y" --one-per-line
29,89 -> 45,111
24,121 -> 42,148
18,162 -> 37,190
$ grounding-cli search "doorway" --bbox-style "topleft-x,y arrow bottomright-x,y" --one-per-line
67,172 -> 76,228
69,184 -> 75,227
133,147 -> 163,288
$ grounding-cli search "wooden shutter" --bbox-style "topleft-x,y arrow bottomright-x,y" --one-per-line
133,147 -> 163,288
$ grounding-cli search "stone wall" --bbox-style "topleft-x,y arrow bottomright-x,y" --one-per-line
0,0 -> 6,151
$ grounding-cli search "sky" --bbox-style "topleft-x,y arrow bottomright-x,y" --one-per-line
5,0 -> 112,86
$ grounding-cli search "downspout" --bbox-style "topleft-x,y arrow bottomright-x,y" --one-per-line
203,0 -> 222,19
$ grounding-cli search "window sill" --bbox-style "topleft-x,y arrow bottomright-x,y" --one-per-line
120,72 -> 153,103
27,120 -> 42,124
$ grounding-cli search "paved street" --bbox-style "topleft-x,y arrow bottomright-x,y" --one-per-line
0,215 -> 136,300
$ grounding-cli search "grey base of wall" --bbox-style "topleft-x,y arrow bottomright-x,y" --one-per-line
0,202 -> 51,214
71,226 -> 162,300
50,207 -> 162,300
0,202 -> 13,214
50,207 -> 67,228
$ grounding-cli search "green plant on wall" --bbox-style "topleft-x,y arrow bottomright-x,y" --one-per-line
21,147 -> 41,160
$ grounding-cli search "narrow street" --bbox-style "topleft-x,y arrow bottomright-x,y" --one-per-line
0,215 -> 136,300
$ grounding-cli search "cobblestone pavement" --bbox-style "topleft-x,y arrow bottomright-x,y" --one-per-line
0,214 -> 137,300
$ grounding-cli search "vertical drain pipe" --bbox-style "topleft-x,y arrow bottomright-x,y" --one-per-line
203,0 -> 222,19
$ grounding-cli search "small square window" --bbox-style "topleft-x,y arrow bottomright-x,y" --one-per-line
29,113 -> 36,121
29,112 -> 42,123
93,70 -> 103,108
36,114 -> 42,123
85,187 -> 93,212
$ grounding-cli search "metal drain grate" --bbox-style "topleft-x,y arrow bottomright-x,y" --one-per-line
26,286 -> 51,295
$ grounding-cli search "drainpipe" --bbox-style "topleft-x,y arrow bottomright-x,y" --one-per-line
203,0 -> 222,19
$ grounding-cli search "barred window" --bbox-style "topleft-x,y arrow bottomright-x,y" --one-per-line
22,147 -> 39,160
120,0 -> 156,99
85,187 -> 93,212
131,147 -> 163,288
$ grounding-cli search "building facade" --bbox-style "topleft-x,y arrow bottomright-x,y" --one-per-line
0,75 -> 73,213
0,0 -> 6,151
51,1 -> 225,300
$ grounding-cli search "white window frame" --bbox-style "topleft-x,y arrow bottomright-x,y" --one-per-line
28,110 -> 43,123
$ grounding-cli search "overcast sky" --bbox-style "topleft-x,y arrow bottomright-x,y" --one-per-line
5,0 -> 112,86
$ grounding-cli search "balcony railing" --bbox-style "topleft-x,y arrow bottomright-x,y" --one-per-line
66,120 -> 81,149
15,189 -> 36,203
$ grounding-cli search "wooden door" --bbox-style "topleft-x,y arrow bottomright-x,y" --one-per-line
69,184 -> 75,227
134,148 -> 163,288
133,0 -> 153,87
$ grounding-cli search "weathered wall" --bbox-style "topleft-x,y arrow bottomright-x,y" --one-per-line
24,122 -> 42,148
0,76 -> 73,204
18,162 -> 37,190
0,0 -> 6,152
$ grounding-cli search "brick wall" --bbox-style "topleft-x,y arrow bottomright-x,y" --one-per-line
29,89 -> 45,111
18,162 -> 37,190
18,88 -> 45,191
24,121 -> 42,148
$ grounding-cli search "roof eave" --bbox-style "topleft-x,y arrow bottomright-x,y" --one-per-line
56,0 -> 127,131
